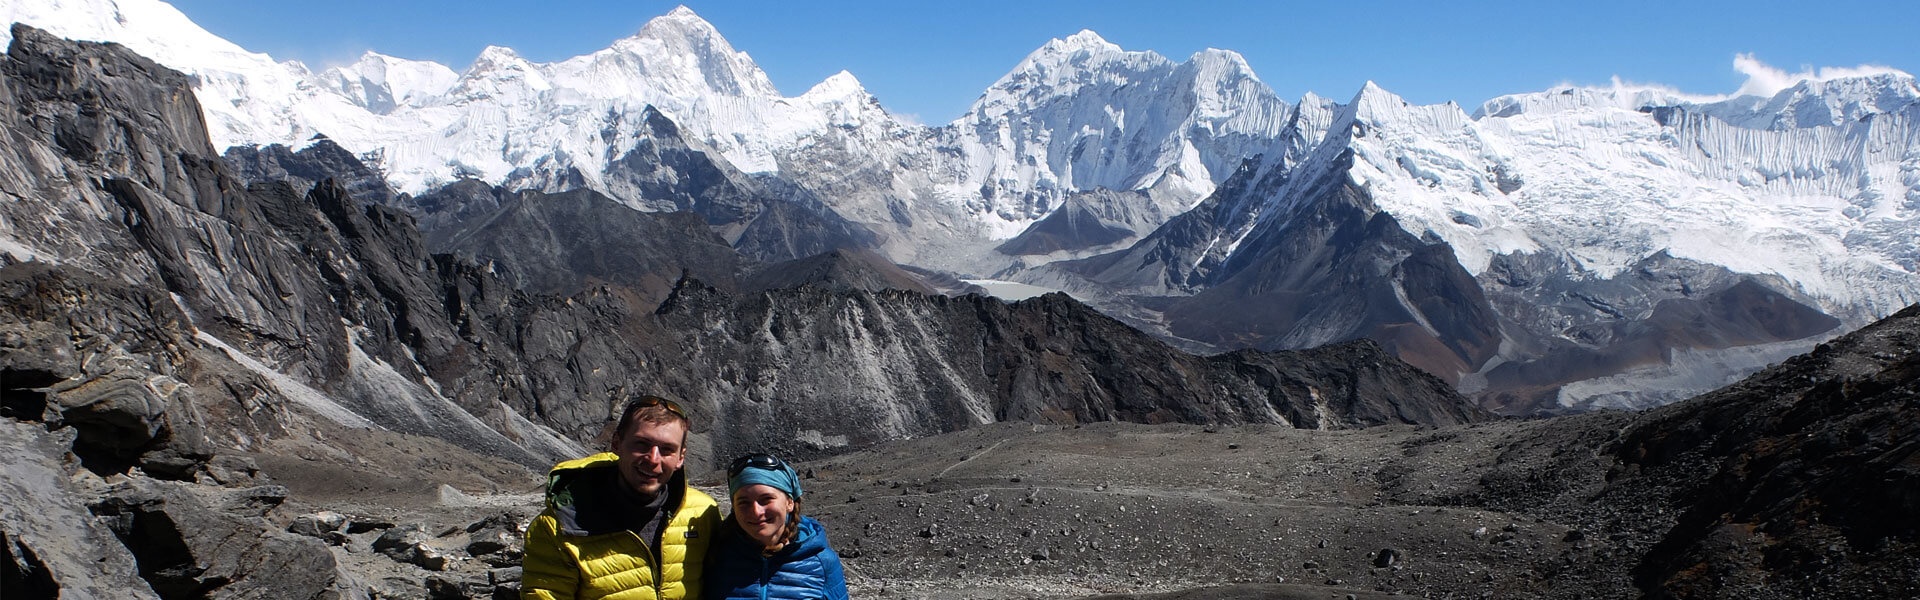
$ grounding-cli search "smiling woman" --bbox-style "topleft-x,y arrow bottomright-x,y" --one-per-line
706,452 -> 850,600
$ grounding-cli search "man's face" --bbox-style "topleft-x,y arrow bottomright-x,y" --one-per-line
611,419 -> 687,499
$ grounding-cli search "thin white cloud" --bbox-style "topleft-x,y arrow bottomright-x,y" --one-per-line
1731,53 -> 1912,98
1603,75 -> 1713,101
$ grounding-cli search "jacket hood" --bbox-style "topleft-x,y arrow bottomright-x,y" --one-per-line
544,452 -> 694,536
787,516 -> 831,559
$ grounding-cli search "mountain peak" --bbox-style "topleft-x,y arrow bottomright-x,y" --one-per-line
640,4 -> 720,38
1045,30 -> 1121,55
1188,48 -> 1252,69
803,70 -> 867,99
595,5 -> 776,98
1704,68 -> 1920,129
473,45 -> 526,65
1351,80 -> 1406,112
321,50 -> 458,113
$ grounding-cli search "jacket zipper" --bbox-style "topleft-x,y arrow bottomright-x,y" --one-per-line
652,498 -> 682,599
759,554 -> 771,600
634,531 -> 661,600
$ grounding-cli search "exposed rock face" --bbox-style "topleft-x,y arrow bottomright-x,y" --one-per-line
742,248 -> 938,295
1475,250 -> 1842,412
644,281 -> 1487,460
223,136 -> 395,208
420,184 -> 752,303
1612,303 -> 1920,597
0,421 -> 159,600
0,24 -> 633,468
89,480 -> 364,599
502,105 -> 878,264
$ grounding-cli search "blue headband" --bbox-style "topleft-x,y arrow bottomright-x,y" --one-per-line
728,461 -> 803,501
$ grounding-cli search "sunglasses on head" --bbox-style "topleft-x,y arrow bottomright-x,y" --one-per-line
631,395 -> 685,418
728,453 -> 786,477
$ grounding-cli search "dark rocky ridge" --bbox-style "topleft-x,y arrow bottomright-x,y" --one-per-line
223,135 -> 394,208
1613,303 -> 1920,597
1165,156 -> 1503,385
1474,250 -> 1842,412
996,188 -> 1172,257
646,281 -> 1488,461
422,183 -> 753,304
742,247 -> 939,295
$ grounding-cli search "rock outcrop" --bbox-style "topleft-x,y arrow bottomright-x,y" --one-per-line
1614,303 -> 1920,597
645,281 -> 1486,461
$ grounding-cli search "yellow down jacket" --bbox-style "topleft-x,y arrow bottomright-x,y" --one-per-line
522,453 -> 720,600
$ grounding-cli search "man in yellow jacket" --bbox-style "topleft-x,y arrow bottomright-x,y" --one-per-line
524,396 -> 720,600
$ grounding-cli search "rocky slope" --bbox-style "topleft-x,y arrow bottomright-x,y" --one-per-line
646,281 -> 1487,462
14,296 -> 1899,599
793,300 -> 1920,599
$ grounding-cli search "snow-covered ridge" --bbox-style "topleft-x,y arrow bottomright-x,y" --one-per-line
5,0 -> 1917,321
318,51 -> 458,115
1315,69 -> 1920,317
953,29 -> 1290,224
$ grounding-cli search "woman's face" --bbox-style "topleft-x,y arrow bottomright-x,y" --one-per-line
731,484 -> 795,547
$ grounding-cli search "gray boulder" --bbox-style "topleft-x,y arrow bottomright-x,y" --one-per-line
0,421 -> 158,600
90,478 -> 366,599
374,524 -> 451,571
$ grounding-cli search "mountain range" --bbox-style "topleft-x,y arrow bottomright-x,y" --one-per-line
4,0 -> 1916,414
0,3 -> 1917,598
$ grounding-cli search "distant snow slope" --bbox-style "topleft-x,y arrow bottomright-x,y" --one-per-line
1333,76 -> 1920,317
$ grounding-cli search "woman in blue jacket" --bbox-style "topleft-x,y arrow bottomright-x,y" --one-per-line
705,452 -> 850,600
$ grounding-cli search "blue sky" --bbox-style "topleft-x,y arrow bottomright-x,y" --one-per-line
168,0 -> 1918,124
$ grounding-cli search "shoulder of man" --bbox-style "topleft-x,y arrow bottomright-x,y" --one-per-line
680,484 -> 719,510
543,452 -> 619,509
674,479 -> 720,540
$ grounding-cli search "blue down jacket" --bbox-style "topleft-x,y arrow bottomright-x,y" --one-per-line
702,515 -> 849,600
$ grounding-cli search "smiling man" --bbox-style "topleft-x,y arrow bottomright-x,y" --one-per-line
523,396 -> 721,600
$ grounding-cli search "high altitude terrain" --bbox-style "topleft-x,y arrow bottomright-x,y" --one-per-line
0,2 -> 1916,599
0,21 -> 1485,599
7,0 -> 1918,411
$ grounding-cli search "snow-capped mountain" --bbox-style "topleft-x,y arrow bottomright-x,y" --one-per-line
317,51 -> 458,115
6,0 -> 1918,413
1040,72 -> 1918,411
0,1 -> 1292,269
951,30 -> 1289,224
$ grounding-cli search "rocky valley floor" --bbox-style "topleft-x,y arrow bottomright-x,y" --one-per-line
216,416 -> 1644,599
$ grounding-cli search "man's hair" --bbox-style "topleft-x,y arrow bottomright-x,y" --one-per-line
611,395 -> 691,448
